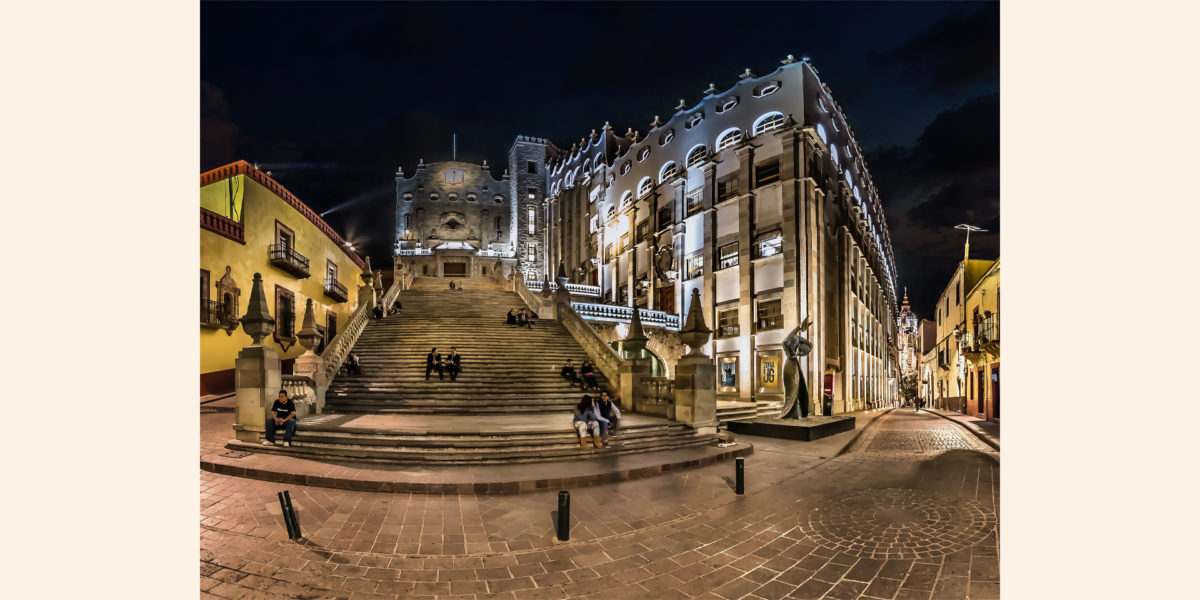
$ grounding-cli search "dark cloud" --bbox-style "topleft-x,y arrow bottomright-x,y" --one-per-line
869,3 -> 999,99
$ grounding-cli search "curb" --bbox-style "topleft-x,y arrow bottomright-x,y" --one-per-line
835,408 -> 895,457
927,410 -> 1000,452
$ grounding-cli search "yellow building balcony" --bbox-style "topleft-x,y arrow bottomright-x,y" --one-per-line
323,276 -> 349,303
268,243 -> 311,278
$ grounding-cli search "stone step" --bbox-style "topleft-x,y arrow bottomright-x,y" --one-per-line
290,424 -> 688,448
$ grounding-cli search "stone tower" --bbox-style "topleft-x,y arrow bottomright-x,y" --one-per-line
509,136 -> 556,279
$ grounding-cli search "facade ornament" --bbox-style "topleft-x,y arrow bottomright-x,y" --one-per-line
603,121 -> 612,132
703,82 -> 717,95
675,98 -> 687,112
361,256 -> 374,284
418,158 -> 424,167
297,298 -> 323,353
215,266 -> 242,336
678,288 -> 712,356
623,304 -> 648,355
782,54 -> 796,65
502,168 -> 509,179
739,68 -> 754,79
556,260 -> 569,287
650,115 -> 662,128
482,159 -> 488,168
396,165 -> 404,176
239,273 -> 275,345
625,127 -> 634,138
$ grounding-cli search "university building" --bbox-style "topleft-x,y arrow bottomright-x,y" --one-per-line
394,57 -> 901,415
201,161 -> 366,395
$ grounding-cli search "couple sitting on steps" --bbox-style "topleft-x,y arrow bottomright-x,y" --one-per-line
572,392 -> 621,449
425,347 -> 462,381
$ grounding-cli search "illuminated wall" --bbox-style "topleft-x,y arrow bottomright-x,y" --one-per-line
200,162 -> 365,395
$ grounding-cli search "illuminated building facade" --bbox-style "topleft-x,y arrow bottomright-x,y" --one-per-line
931,257 -> 996,412
531,58 -> 901,415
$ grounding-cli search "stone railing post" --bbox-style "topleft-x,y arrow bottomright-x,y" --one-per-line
673,288 -> 717,433
618,306 -> 651,414
292,298 -> 326,413
233,273 -> 281,442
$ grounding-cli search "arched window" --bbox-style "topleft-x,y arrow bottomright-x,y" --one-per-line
715,128 -> 743,152
660,130 -> 675,146
753,111 -> 786,135
493,195 -> 504,203
638,147 -> 650,162
466,193 -> 477,201
620,161 -> 631,175
686,145 -> 709,168
830,144 -> 839,165
716,96 -> 738,113
818,96 -> 829,112
582,158 -> 591,172
620,190 -> 633,208
637,177 -> 653,198
843,169 -> 853,186
831,118 -> 841,132
753,81 -> 780,97
659,161 -> 677,183
565,170 -> 574,187
430,192 -> 440,201
402,192 -> 413,202
448,193 -> 459,202
685,112 -> 704,129
606,205 -> 616,222
816,123 -> 828,144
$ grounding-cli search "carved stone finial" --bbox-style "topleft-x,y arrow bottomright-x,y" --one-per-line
556,259 -> 568,286
541,273 -> 553,297
675,98 -> 687,112
651,115 -> 662,128
373,270 -> 383,291
239,273 -> 275,345
482,159 -> 489,168
678,288 -> 711,355
590,129 -> 598,138
297,298 -> 322,352
418,158 -> 424,166
624,305 -> 648,354
603,121 -> 612,132
502,168 -> 509,179
625,127 -> 633,138
397,165 -> 404,175
740,68 -> 754,79
361,256 -> 374,284
704,82 -> 717,95
782,54 -> 796,65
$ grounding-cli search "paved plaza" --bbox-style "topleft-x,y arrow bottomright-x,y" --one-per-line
200,408 -> 998,599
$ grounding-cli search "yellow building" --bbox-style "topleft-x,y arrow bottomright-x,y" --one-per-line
931,257 -> 995,411
961,258 -> 1000,420
200,161 -> 366,395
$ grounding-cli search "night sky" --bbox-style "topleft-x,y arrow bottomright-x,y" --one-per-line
201,1 -> 999,321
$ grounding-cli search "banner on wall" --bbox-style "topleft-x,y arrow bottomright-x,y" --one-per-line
719,357 -> 738,390
759,355 -> 780,389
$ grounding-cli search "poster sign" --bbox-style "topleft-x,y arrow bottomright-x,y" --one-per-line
823,373 -> 834,397
759,355 -> 780,389
718,357 -> 738,391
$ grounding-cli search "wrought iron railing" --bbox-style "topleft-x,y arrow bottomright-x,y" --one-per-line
200,299 -> 224,328
570,302 -> 681,331
323,276 -> 348,301
523,278 -> 603,298
978,313 -> 998,345
268,243 -> 310,277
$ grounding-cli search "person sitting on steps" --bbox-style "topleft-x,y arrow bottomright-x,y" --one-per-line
579,360 -> 599,391
522,308 -> 536,329
264,389 -> 297,448
344,351 -> 362,376
445,347 -> 461,381
596,390 -> 621,434
449,280 -> 456,291
425,347 -> 442,380
560,359 -> 581,388
571,395 -> 610,449
506,309 -> 518,327
438,356 -> 450,381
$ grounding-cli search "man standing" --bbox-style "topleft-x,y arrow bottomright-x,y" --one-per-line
264,390 -> 297,448
446,347 -> 462,381
425,347 -> 441,381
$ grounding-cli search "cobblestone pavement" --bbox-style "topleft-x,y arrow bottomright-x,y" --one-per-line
201,409 -> 999,599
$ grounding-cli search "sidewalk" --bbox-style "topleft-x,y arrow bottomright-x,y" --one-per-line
927,408 -> 1000,450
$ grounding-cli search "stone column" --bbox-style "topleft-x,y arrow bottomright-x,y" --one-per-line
674,288 -> 717,434
293,297 -> 326,414
618,306 -> 650,414
233,273 -> 280,442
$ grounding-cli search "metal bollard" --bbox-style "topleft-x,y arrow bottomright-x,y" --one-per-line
277,490 -> 302,540
557,491 -> 570,541
735,457 -> 745,495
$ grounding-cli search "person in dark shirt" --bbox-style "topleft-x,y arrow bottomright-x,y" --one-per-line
264,390 -> 298,447
596,391 -> 621,434
560,359 -> 580,388
580,360 -> 598,391
425,348 -> 441,380
345,351 -> 362,376
506,309 -> 518,327
446,347 -> 462,381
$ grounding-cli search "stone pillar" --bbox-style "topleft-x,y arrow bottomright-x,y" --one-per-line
618,306 -> 650,414
293,298 -> 326,413
233,273 -> 280,442
674,288 -> 717,434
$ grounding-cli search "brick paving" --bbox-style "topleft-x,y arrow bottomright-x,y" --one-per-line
200,409 -> 999,599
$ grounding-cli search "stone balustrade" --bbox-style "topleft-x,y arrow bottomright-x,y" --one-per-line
395,248 -> 433,256
570,302 -> 681,331
281,375 -> 318,418
523,278 -> 603,298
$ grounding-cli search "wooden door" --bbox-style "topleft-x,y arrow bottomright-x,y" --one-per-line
443,262 -> 467,277
991,365 -> 1000,419
657,285 -> 676,314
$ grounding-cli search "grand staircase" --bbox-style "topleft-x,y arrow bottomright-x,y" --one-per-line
229,276 -> 727,465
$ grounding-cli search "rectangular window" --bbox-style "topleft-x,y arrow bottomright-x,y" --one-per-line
717,306 -> 740,338
527,161 -> 537,174
590,215 -> 599,233
326,259 -> 337,282
200,269 -> 210,303
275,221 -> 295,249
527,208 -> 536,234
527,244 -> 537,261
618,233 -> 630,253
636,220 -> 651,244
754,159 -> 780,187
274,286 -> 296,340
657,205 -> 674,227
685,251 -> 704,280
718,241 -> 739,270
716,174 -> 739,202
756,297 -> 783,331
685,189 -> 704,217
590,186 -> 602,203
619,285 -> 629,305
604,243 -> 615,262
718,356 -> 738,393
527,186 -> 537,200
754,230 -> 783,258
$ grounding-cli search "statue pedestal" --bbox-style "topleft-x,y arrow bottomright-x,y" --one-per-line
233,345 -> 281,442
673,354 -> 718,434
619,355 -> 651,415
292,351 -> 326,413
